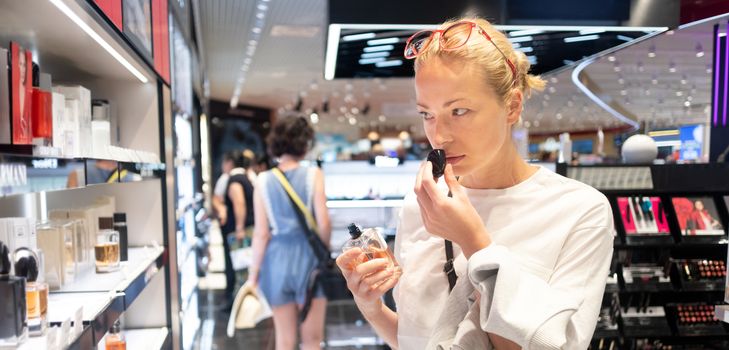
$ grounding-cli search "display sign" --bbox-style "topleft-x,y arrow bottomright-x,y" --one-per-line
679,124 -> 703,161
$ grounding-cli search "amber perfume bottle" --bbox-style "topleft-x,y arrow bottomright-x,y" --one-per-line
0,241 -> 27,347
13,247 -> 44,336
105,319 -> 126,350
95,218 -> 120,273
342,223 -> 397,270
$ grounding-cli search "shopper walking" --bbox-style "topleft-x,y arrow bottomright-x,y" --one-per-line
336,17 -> 614,349
220,150 -> 255,300
212,152 -> 235,227
247,116 -> 331,350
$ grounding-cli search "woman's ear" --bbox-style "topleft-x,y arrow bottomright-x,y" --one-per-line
506,89 -> 523,126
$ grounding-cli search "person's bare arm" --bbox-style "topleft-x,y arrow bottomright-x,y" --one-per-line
247,185 -> 271,285
211,194 -> 227,226
227,183 -> 246,240
312,168 -> 331,245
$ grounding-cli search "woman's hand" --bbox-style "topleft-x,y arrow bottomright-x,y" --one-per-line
336,248 -> 402,315
414,162 -> 492,258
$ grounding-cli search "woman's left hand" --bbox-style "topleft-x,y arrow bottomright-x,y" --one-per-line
414,162 -> 492,258
235,229 -> 246,241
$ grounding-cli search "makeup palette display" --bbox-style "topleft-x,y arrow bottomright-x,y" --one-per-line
620,263 -> 672,292
617,196 -> 672,244
666,303 -> 727,336
672,259 -> 726,291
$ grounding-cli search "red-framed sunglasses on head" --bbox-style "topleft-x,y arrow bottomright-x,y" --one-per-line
404,21 -> 517,80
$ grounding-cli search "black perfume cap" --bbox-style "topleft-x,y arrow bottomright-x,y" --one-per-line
428,149 -> 446,179
13,249 -> 39,282
347,223 -> 362,239
113,213 -> 126,223
32,62 -> 39,87
99,217 -> 114,230
0,241 -> 10,275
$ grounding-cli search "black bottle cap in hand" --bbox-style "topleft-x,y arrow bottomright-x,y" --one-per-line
428,149 -> 446,179
347,223 -> 362,239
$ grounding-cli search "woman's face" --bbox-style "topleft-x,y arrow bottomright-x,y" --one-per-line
414,57 -> 521,176
695,200 -> 705,211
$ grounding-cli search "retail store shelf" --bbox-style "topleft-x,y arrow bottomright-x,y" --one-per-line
0,0 -> 153,83
17,323 -> 94,350
0,147 -> 166,197
97,327 -> 169,350
18,246 -> 167,347
55,246 -> 164,298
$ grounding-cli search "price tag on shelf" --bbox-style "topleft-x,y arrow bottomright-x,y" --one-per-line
46,326 -> 59,350
73,307 -> 83,337
61,318 -> 71,347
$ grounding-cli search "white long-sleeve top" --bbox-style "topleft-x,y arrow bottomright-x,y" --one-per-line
393,167 -> 614,349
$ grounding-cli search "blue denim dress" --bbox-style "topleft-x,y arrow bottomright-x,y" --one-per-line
257,166 -> 325,306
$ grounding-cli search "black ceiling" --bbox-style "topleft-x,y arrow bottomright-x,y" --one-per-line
331,27 -> 654,79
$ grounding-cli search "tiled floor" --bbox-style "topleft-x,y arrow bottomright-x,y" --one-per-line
192,224 -> 388,350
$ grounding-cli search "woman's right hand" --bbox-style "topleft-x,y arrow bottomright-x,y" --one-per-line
336,248 -> 402,314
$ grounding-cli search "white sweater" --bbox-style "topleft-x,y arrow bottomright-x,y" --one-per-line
393,167 -> 614,349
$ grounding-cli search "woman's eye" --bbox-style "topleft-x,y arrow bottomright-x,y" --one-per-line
419,111 -> 434,120
452,108 -> 469,116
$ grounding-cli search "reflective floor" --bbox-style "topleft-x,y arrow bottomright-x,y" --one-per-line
191,225 -> 388,349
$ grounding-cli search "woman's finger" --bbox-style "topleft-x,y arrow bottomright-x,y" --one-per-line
443,164 -> 465,200
354,258 -> 390,276
373,268 -> 402,294
415,160 -> 427,193
336,248 -> 363,273
360,267 -> 394,288
421,162 -> 446,207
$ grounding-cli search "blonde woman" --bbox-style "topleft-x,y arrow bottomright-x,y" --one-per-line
336,18 -> 613,349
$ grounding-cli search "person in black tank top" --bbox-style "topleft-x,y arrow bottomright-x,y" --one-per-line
220,150 -> 255,299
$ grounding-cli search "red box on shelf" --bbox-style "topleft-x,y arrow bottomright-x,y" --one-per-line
9,42 -> 33,145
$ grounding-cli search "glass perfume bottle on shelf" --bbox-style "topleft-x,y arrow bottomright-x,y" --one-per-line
13,247 -> 45,336
95,218 -> 120,273
105,319 -> 126,350
342,223 -> 398,270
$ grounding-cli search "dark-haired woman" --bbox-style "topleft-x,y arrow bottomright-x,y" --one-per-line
247,116 -> 331,350
221,150 -> 255,299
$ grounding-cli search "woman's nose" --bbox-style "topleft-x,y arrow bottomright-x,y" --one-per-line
431,116 -> 452,147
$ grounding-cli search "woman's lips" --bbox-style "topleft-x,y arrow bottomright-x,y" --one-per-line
446,155 -> 465,165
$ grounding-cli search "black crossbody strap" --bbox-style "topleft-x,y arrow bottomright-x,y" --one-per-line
444,188 -> 458,292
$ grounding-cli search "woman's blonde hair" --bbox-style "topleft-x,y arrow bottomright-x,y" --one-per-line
414,17 -> 546,105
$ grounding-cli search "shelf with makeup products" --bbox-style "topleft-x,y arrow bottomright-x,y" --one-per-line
559,164 -> 729,343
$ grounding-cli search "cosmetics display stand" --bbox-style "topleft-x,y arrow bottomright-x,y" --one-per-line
0,0 -> 185,349
558,163 -> 729,349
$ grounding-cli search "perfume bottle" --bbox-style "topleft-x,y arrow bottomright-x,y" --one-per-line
30,63 -> 52,146
0,241 -> 27,347
342,223 -> 397,270
36,221 -> 76,289
105,319 -> 126,350
13,247 -> 44,336
95,218 -> 119,273
113,213 -> 128,262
